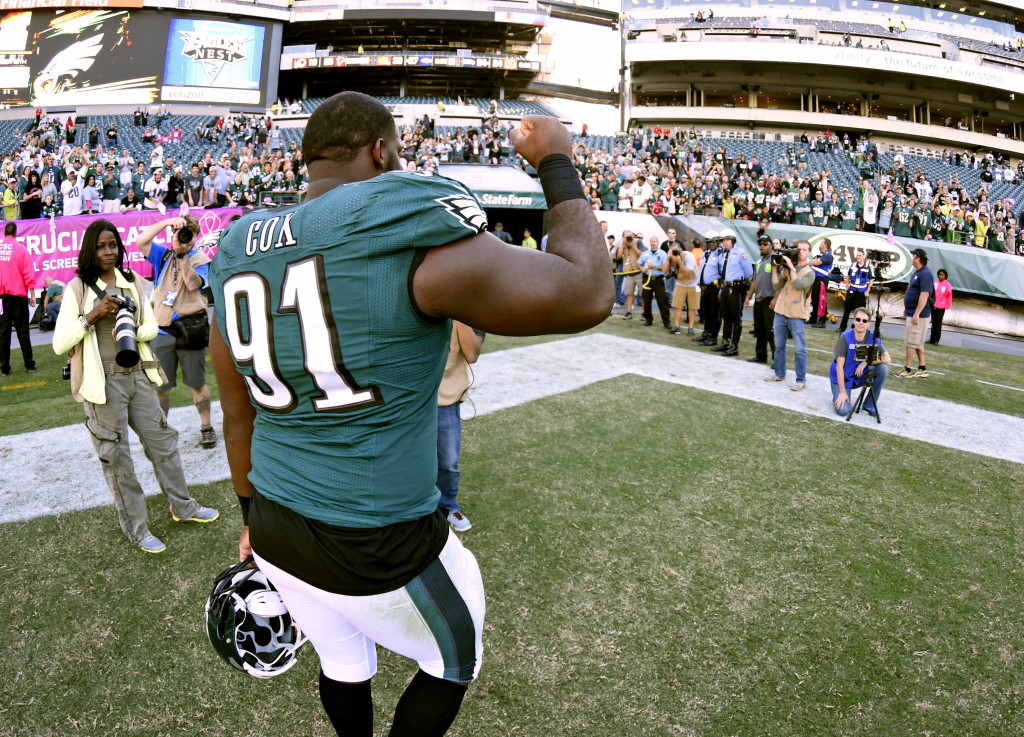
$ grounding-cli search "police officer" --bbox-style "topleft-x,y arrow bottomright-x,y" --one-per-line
638,234 -> 671,328
710,226 -> 753,356
694,230 -> 722,345
743,235 -> 776,363
808,237 -> 833,327
837,249 -> 873,332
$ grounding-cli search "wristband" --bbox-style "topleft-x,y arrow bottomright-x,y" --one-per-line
238,494 -> 251,526
537,153 -> 585,208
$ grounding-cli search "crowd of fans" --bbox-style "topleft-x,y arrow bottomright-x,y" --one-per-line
2,110 -> 309,219
2,104 -> 1023,257
570,126 -> 1024,255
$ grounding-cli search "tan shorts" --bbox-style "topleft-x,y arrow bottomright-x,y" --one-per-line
904,315 -> 930,349
672,284 -> 699,311
621,273 -> 643,297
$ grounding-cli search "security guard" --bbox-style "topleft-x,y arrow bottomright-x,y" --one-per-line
743,235 -> 776,363
638,234 -> 671,328
837,249 -> 873,332
710,226 -> 753,356
694,230 -> 722,345
808,237 -> 834,327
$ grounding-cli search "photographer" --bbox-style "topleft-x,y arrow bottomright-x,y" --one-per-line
830,306 -> 891,416
52,220 -> 217,554
137,215 -> 217,448
616,231 -> 643,319
765,239 -> 815,391
666,239 -> 698,335
836,250 -> 873,332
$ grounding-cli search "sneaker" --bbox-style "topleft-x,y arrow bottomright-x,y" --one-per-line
173,506 -> 220,523
622,312 -> 633,320
669,326 -> 681,335
26,366 -> 37,374
138,534 -> 166,554
764,374 -> 786,382
447,511 -> 472,532
895,367 -> 915,379
687,327 -> 695,336
200,424 -> 217,449
913,369 -> 929,378
790,382 -> 807,392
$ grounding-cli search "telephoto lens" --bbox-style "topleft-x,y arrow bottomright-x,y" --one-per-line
112,295 -> 140,368
177,227 -> 194,245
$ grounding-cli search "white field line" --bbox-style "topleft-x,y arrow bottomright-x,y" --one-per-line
976,380 -> 1024,393
1,333 -> 1022,524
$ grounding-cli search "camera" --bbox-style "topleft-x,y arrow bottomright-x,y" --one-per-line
866,249 -> 892,264
854,344 -> 871,361
176,227 -> 194,246
62,362 -> 71,380
671,247 -> 682,256
110,295 -> 140,368
771,246 -> 800,268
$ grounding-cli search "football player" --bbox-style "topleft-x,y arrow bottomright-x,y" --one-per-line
209,92 -> 612,736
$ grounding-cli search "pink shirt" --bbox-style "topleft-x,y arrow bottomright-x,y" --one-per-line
0,237 -> 36,297
933,279 -> 953,310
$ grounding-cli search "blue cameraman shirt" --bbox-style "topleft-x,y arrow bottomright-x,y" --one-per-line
146,241 -> 210,336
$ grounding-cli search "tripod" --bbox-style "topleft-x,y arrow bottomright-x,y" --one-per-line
846,288 -> 888,425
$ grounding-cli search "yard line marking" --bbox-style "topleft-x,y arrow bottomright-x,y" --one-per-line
808,347 -> 833,354
977,380 -> 1024,393
1,380 -> 47,391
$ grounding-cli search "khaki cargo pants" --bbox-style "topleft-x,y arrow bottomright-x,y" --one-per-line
83,370 -> 199,544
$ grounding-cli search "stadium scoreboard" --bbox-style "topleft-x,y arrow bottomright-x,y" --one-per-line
0,7 -> 281,108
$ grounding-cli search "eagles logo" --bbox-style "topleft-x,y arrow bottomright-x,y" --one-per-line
435,195 -> 488,234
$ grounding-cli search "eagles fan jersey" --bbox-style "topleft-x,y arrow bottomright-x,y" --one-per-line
210,171 -> 487,528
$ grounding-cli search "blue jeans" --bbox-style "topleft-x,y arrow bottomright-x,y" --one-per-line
437,403 -> 462,514
772,314 -> 807,382
830,363 -> 889,416
614,273 -> 626,304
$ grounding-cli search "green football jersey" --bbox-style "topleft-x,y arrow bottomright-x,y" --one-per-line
210,170 -> 487,528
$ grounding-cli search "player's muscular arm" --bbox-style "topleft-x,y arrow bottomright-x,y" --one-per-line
414,116 -> 613,335
210,322 -> 257,559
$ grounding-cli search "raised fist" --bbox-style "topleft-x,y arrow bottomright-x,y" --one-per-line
509,115 -> 572,169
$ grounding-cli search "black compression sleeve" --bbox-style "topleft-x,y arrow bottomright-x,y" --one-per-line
537,153 -> 585,209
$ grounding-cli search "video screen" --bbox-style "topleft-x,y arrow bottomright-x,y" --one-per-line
0,9 -> 273,108
0,9 -> 164,107
162,18 -> 266,105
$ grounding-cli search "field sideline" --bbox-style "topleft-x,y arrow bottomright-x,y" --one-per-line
1,329 -> 1023,736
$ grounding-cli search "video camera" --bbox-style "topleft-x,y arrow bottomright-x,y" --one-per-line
771,242 -> 799,268
865,248 -> 894,281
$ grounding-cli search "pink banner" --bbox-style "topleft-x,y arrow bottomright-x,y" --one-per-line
18,207 -> 243,287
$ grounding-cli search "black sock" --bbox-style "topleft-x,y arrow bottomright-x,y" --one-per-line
319,670 -> 373,737
919,365 -> 926,371
389,670 -> 468,737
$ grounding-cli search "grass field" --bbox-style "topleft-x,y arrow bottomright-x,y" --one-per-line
2,370 -> 1023,736
3,314 -> 1022,440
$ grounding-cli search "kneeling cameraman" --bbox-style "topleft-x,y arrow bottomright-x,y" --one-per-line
829,306 -> 891,417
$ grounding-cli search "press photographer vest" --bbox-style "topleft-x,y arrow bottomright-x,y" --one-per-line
829,328 -> 880,389
152,247 -> 210,327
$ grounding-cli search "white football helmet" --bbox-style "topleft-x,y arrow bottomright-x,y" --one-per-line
205,557 -> 308,679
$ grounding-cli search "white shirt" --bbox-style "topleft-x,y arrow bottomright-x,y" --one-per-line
61,176 -> 82,215
143,176 -> 168,208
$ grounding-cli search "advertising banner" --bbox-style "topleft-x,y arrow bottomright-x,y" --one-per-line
664,215 -> 1024,301
18,207 -> 241,286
